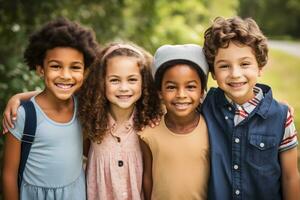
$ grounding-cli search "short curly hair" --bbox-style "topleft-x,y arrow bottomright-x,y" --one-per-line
78,42 -> 163,142
203,16 -> 268,73
24,17 -> 100,70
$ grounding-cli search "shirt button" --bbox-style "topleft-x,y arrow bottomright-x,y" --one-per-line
225,116 -> 229,120
259,142 -> 265,148
228,107 -> 232,111
235,189 -> 240,195
233,164 -> 239,170
234,138 -> 240,143
116,136 -> 121,143
118,160 -> 124,167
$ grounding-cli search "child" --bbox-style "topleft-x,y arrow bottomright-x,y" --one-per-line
202,16 -> 300,199
77,42 -> 162,200
2,18 -> 99,200
140,44 -> 210,200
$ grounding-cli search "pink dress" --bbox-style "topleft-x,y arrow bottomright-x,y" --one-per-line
86,114 -> 144,200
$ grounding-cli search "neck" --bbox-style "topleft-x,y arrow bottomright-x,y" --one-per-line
36,90 -> 73,111
35,90 -> 74,123
109,106 -> 134,124
164,112 -> 200,134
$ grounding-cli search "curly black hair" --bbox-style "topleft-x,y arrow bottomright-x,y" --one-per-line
24,17 -> 100,70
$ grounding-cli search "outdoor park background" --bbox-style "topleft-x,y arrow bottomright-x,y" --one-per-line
0,0 -> 300,197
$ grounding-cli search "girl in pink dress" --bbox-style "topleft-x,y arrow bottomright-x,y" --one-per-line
78,42 -> 162,200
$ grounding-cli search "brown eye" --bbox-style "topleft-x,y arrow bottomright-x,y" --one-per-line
110,79 -> 120,83
50,65 -> 60,69
166,85 -> 176,90
128,78 -> 138,83
71,65 -> 83,71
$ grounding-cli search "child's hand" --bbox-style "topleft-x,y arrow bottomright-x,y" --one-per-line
280,100 -> 294,117
2,95 -> 22,134
147,116 -> 162,128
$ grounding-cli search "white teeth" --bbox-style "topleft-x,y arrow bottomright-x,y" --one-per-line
174,103 -> 190,109
117,95 -> 131,99
229,82 -> 244,87
56,83 -> 73,89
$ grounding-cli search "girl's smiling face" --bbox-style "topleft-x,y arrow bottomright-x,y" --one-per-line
37,47 -> 85,101
160,64 -> 203,121
105,56 -> 142,114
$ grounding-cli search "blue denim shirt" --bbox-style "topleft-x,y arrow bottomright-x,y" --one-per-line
202,84 -> 288,200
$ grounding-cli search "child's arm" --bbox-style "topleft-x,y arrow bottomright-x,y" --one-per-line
139,138 -> 153,200
280,147 -> 300,200
2,91 -> 39,133
2,133 -> 21,200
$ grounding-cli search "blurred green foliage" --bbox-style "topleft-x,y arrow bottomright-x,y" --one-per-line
238,0 -> 300,38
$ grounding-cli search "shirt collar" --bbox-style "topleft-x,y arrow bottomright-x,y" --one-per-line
225,86 -> 264,114
108,111 -> 135,133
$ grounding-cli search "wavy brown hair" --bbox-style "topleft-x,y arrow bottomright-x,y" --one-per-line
203,16 -> 268,74
78,42 -> 163,142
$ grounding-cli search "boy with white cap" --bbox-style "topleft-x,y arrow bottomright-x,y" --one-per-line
140,44 -> 210,200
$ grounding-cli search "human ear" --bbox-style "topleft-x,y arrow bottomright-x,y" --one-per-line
36,65 -> 44,78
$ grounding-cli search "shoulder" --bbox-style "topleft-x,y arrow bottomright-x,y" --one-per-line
8,105 -> 26,141
139,125 -> 158,139
202,87 -> 221,105
139,120 -> 165,141
255,84 -> 288,117
195,114 -> 209,135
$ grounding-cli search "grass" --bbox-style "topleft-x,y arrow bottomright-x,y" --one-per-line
208,48 -> 300,169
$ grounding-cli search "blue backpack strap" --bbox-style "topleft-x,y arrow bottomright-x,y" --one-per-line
18,100 -> 37,189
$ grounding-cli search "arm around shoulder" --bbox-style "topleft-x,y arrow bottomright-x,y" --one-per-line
2,132 -> 21,200
2,91 -> 39,133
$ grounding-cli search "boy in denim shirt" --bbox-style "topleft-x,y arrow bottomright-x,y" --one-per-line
202,16 -> 300,200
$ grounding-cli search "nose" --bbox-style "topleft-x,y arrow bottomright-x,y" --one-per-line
176,88 -> 187,98
230,66 -> 242,78
119,81 -> 129,92
61,68 -> 72,79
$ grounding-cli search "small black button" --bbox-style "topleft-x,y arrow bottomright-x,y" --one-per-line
118,160 -> 123,167
116,137 -> 121,143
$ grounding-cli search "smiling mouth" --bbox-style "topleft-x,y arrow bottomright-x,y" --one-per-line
116,95 -> 132,99
173,102 -> 191,110
228,82 -> 246,88
55,83 -> 74,89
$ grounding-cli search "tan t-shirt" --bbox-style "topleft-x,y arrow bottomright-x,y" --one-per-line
140,114 -> 210,200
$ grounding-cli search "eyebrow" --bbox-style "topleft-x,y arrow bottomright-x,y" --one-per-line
107,74 -> 140,78
216,57 -> 254,64
47,60 -> 84,65
164,80 -> 198,84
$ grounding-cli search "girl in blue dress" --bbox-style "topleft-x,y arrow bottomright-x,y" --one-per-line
2,18 -> 99,200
